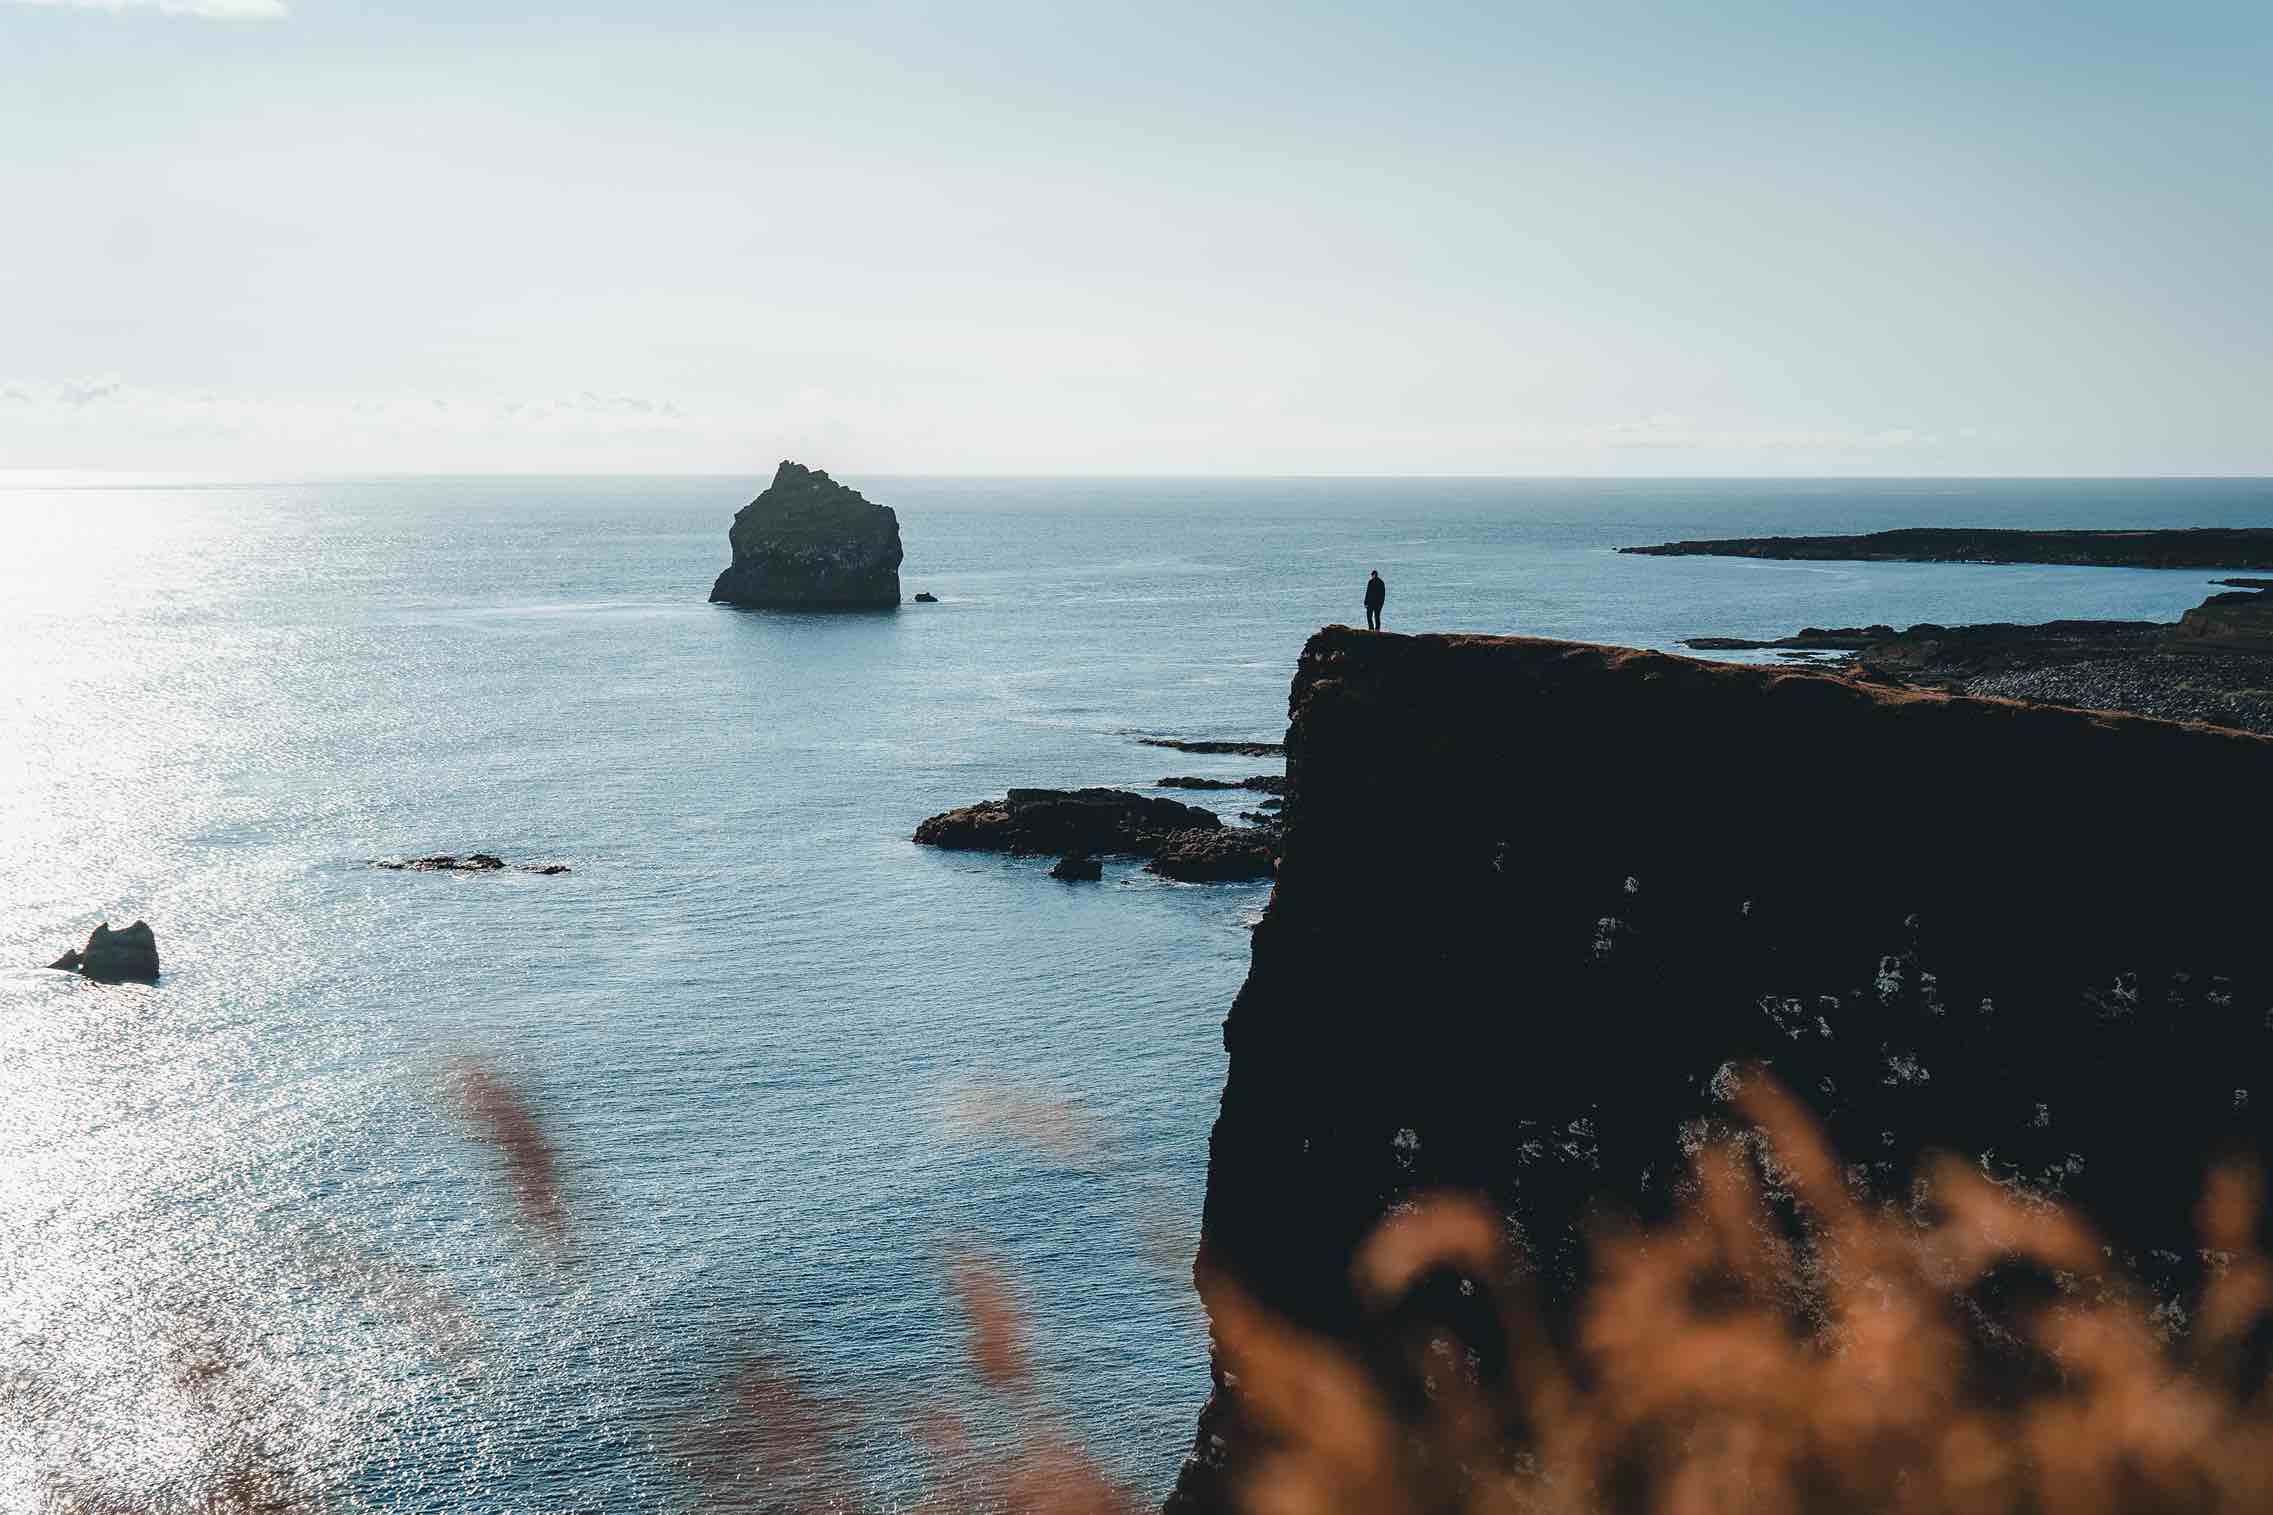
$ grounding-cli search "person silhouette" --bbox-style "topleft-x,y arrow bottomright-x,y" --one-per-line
1363,570 -> 1386,631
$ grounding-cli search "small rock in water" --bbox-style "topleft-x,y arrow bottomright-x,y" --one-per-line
1158,774 -> 1286,793
913,787 -> 1219,857
1137,737 -> 1285,757
47,919 -> 161,981
1145,828 -> 1278,882
374,854 -> 570,874
912,591 -> 939,603
1050,853 -> 1104,881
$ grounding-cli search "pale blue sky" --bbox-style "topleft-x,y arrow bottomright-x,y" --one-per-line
2,0 -> 2266,474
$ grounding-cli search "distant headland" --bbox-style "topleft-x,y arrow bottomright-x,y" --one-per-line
1618,525 -> 2273,570
709,461 -> 904,609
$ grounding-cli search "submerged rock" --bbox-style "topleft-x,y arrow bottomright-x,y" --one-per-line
1683,625 -> 1895,652
912,591 -> 939,603
1158,774 -> 1286,793
709,460 -> 904,609
374,855 -> 570,875
1138,737 -> 1284,757
914,787 -> 1218,857
1145,828 -> 1277,882
1049,853 -> 1104,881
48,919 -> 160,981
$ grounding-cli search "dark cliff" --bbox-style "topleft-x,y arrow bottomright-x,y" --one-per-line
709,460 -> 904,608
1170,627 -> 2273,1508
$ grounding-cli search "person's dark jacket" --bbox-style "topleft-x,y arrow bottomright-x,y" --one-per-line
1363,576 -> 1386,611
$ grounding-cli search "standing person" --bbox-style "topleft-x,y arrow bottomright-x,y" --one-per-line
1363,570 -> 1386,631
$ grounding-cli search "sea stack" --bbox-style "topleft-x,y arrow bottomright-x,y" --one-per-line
708,461 -> 904,609
47,919 -> 161,981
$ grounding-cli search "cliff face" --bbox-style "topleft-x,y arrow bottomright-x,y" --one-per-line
709,461 -> 903,608
1170,628 -> 2273,1508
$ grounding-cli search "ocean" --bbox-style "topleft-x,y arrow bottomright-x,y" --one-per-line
3,475 -> 2267,1510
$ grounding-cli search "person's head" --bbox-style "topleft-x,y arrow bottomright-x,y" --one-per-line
1369,569 -> 1380,578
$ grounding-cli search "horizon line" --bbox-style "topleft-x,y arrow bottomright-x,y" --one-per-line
4,469 -> 2272,491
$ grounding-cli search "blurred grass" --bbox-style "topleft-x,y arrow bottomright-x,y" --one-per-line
34,1061 -> 2273,1513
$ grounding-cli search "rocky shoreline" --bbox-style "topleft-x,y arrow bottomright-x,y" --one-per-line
1681,583 -> 2273,735
1620,525 -> 2273,569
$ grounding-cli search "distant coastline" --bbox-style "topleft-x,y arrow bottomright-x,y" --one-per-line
1619,525 -> 2273,570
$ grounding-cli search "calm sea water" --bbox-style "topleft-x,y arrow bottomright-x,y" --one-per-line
3,476 -> 2268,1510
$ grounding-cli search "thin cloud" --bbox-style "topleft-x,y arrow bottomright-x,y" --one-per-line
6,0 -> 288,17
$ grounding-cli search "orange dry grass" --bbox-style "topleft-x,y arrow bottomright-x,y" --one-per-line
664,1063 -> 2273,1514
1198,1067 -> 2273,1515
472,1059 -> 2273,1513
57,1063 -> 2273,1513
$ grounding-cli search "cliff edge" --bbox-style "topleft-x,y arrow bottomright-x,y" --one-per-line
709,461 -> 903,608
1170,627 -> 2273,1509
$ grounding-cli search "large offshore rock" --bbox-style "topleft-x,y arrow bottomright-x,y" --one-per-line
47,919 -> 161,981
913,787 -> 1218,857
708,461 -> 903,608
1168,627 -> 2273,1510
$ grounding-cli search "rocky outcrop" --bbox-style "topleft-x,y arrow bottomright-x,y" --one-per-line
708,461 -> 903,609
1137,738 -> 1285,757
1145,828 -> 1277,882
1049,853 -> 1104,881
1672,586 -> 2273,733
2171,587 -> 2273,653
1620,525 -> 2273,569
373,855 -> 571,874
1683,624 -> 1896,652
47,920 -> 160,981
1157,775 -> 1286,793
1169,627 -> 2273,1510
912,788 -> 1219,857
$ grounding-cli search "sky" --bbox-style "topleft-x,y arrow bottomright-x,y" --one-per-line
1,0 -> 2267,476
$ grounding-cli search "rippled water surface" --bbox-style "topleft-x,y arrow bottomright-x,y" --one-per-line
3,475 -> 2267,1509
